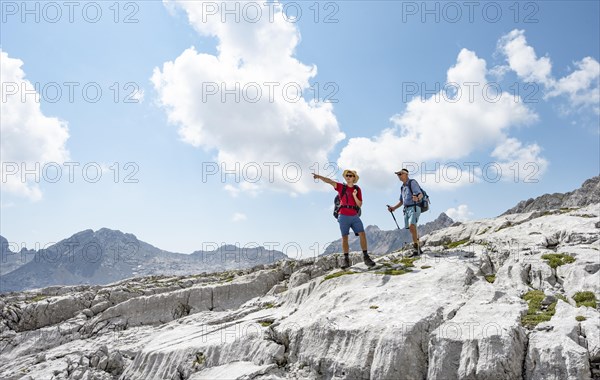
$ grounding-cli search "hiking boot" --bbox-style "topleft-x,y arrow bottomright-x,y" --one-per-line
406,250 -> 419,258
413,243 -> 423,256
363,253 -> 376,268
340,254 -> 351,269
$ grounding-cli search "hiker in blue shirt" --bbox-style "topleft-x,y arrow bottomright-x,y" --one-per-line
387,168 -> 424,257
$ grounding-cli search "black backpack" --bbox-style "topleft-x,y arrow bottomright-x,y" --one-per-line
404,179 -> 430,212
333,184 -> 361,219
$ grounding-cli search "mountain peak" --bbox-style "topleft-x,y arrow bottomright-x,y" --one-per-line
502,175 -> 600,215
435,212 -> 453,223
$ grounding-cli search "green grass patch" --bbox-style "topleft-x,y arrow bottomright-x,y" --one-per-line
193,352 -> 206,366
556,294 -> 569,304
576,316 -> 587,322
559,207 -> 577,214
126,286 -> 143,293
541,253 -> 575,269
263,303 -> 275,309
485,275 -> 496,283
421,265 -> 432,269
370,305 -> 379,309
496,221 -> 513,232
374,268 -> 412,276
323,271 -> 356,282
259,320 -> 273,327
27,295 -> 48,303
573,291 -> 597,308
521,290 -> 556,327
446,238 -> 470,249
390,257 -> 419,267
478,227 -> 491,235
222,274 -> 235,282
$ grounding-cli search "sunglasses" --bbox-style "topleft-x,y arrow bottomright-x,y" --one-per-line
345,174 -> 355,177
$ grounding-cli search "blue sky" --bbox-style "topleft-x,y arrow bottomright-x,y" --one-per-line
1,1 -> 599,259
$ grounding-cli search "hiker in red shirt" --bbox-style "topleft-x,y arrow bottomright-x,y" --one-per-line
313,169 -> 376,269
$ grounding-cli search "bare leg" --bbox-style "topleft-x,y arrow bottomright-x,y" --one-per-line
342,235 -> 349,254
340,235 -> 351,268
358,232 -> 368,252
409,224 -> 422,255
409,224 -> 419,245
358,232 -> 376,267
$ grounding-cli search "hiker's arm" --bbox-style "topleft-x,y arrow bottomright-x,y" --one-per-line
312,173 -> 337,189
388,201 -> 402,212
410,182 -> 423,201
353,188 -> 362,208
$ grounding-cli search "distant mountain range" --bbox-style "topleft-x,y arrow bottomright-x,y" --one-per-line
0,228 -> 287,293
0,236 -> 35,276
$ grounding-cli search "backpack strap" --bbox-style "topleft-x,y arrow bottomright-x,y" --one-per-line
404,179 -> 421,196
339,184 -> 360,212
403,179 -> 419,209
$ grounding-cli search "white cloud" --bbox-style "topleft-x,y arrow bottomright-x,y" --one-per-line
224,184 -> 240,198
224,182 -> 261,198
547,57 -> 600,113
497,29 -> 553,86
0,50 -> 70,201
338,48 -> 539,189
232,212 -> 247,222
152,1 -> 344,195
490,138 -> 548,183
445,204 -> 474,222
498,29 -> 599,114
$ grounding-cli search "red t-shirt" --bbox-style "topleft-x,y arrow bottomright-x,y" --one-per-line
336,182 -> 362,216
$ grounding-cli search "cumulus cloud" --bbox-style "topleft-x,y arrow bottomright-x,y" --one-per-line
152,1 -> 344,195
547,57 -> 600,113
497,29 -> 553,86
445,204 -> 474,222
0,50 -> 70,201
338,48 -> 541,190
232,212 -> 247,222
491,138 -> 548,183
498,29 -> 599,114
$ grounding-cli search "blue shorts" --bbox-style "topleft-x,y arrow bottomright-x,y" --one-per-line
404,205 -> 421,229
338,214 -> 365,236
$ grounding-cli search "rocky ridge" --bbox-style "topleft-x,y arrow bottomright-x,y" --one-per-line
0,203 -> 598,379
502,175 -> 600,215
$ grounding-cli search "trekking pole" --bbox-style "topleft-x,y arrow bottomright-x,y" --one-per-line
386,205 -> 401,229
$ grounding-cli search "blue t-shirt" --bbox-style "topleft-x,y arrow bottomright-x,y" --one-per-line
400,179 -> 422,206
